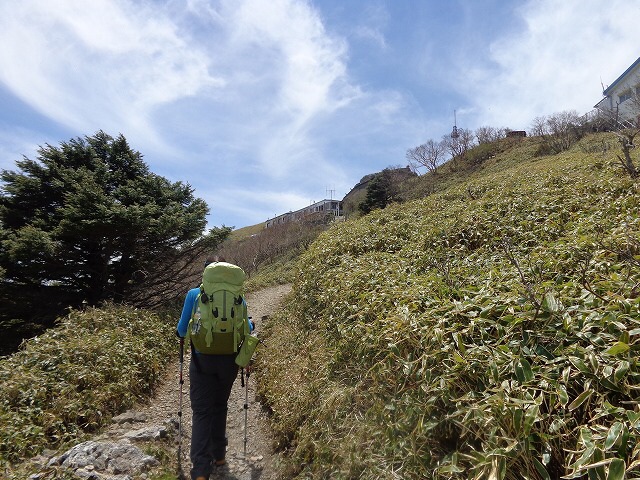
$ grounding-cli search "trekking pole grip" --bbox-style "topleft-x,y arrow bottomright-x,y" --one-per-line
179,337 -> 184,364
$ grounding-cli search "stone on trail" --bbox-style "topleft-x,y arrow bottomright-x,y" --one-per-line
54,440 -> 158,478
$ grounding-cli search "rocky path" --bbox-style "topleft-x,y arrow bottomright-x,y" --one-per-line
40,284 -> 292,480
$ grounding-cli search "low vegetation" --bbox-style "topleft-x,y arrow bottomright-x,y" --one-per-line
0,305 -> 174,474
2,123 -> 638,480
257,133 -> 640,479
217,213 -> 336,288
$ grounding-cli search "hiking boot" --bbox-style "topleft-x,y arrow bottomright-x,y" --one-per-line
215,458 -> 226,466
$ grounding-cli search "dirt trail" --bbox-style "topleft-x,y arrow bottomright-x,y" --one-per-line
119,284 -> 292,480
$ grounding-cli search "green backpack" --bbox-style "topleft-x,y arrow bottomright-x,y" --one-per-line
187,262 -> 250,355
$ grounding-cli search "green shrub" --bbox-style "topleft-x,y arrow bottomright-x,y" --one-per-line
244,259 -> 298,291
464,141 -> 501,165
258,136 -> 640,479
0,305 -> 174,466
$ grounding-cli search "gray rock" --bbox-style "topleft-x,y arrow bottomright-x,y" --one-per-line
60,440 -> 158,476
166,417 -> 179,432
111,410 -> 147,424
73,468 -> 101,480
122,425 -> 168,441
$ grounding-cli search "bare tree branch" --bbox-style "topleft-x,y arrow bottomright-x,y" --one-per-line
406,139 -> 446,175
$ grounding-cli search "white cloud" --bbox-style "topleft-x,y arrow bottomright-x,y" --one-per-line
461,0 -> 640,130
0,0 -> 223,151
212,0 -> 360,174
203,186 -> 315,227
0,0 -> 367,189
5,0 -> 540,228
352,2 -> 388,50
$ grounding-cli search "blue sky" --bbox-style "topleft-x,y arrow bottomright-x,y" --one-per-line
1,0 -> 639,229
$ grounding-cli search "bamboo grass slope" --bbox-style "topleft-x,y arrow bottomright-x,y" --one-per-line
258,134 -> 640,480
0,305 -> 174,468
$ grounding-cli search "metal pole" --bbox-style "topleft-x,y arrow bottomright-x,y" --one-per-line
243,368 -> 249,456
177,337 -> 185,479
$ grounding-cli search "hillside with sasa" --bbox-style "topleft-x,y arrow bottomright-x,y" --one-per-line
258,132 -> 640,480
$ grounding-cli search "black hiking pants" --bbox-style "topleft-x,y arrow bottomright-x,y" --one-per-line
189,352 -> 238,479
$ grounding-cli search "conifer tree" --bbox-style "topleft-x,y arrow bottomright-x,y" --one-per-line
359,170 -> 393,214
0,131 -> 225,325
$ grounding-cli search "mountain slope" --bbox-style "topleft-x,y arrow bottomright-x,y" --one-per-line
257,133 -> 640,479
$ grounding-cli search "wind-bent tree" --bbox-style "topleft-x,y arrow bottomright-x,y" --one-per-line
615,128 -> 640,178
406,139 -> 446,174
442,128 -> 475,168
475,125 -> 508,144
0,131 -> 225,324
530,110 -> 585,154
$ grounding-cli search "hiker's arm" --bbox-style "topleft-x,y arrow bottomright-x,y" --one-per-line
176,288 -> 199,337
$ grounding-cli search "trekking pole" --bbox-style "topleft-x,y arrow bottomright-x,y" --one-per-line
241,367 -> 249,456
177,337 -> 186,479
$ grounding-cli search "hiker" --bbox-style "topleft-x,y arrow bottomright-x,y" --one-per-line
176,257 -> 255,480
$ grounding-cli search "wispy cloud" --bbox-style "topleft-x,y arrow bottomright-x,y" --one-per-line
352,2 -> 389,50
206,0 -> 361,175
0,0 -> 222,150
462,0 -> 640,130
2,0 -> 638,228
0,0 -> 367,224
203,186 -> 316,227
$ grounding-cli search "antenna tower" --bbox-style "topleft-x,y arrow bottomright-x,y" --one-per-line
451,109 -> 459,139
326,187 -> 336,200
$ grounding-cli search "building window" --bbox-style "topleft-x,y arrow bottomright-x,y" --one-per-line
619,90 -> 633,103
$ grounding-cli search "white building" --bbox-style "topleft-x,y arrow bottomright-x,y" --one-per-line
265,199 -> 342,228
594,57 -> 640,127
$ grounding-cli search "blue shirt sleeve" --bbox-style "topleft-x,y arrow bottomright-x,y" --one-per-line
177,287 -> 200,337
244,297 -> 254,333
